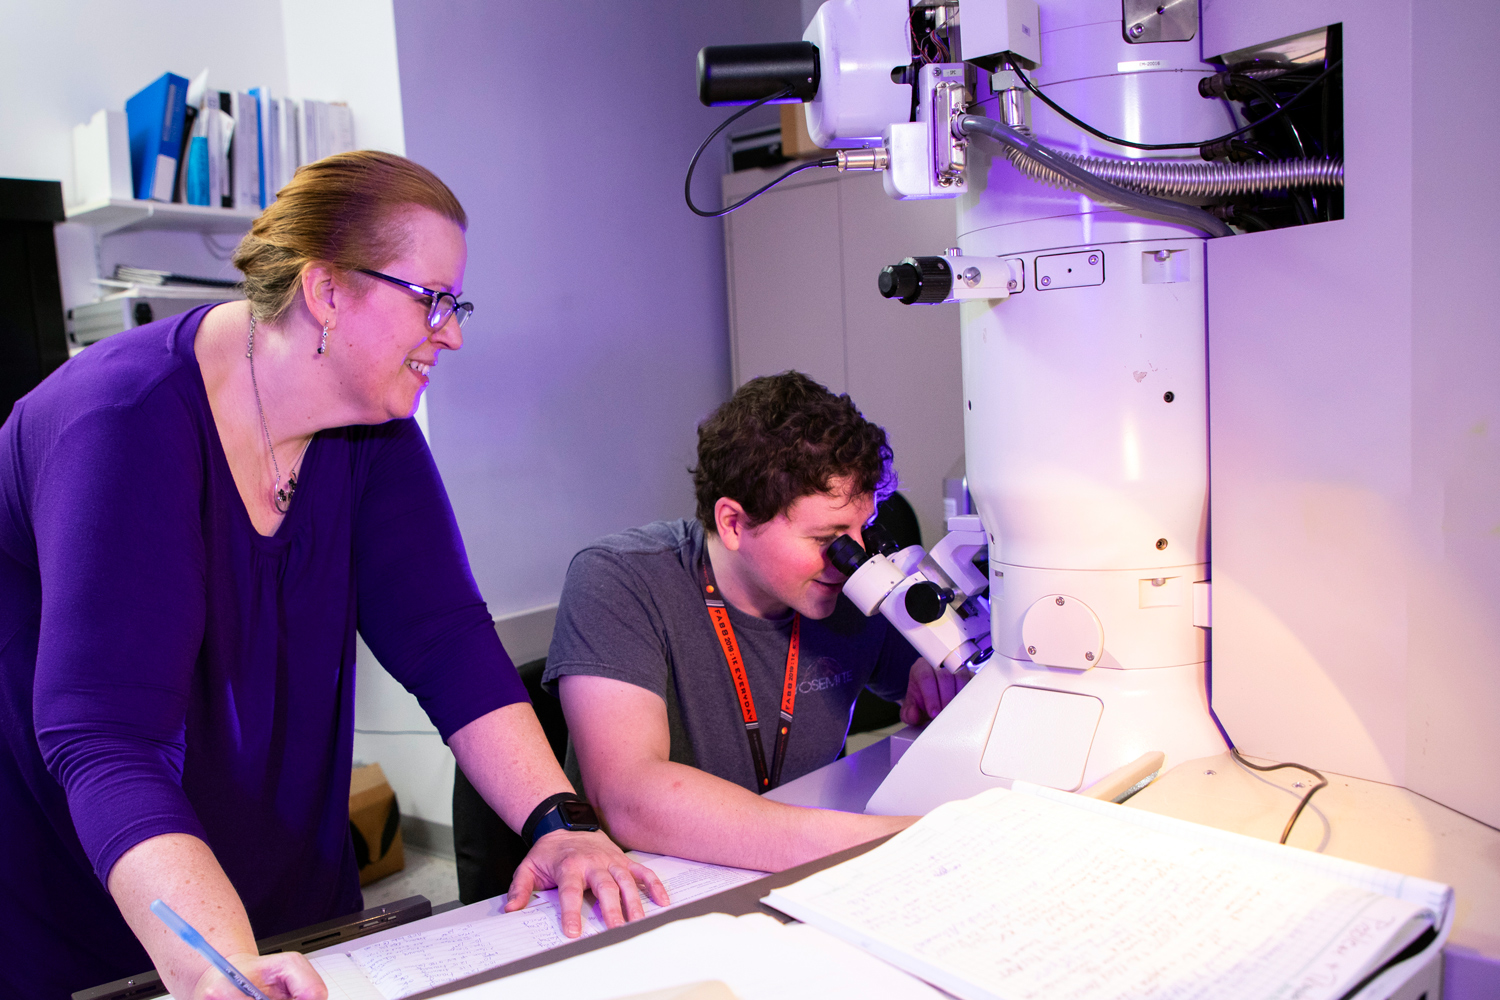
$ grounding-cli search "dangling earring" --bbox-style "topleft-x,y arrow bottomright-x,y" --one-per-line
318,319 -> 330,355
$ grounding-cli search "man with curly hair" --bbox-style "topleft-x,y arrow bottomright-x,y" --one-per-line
542,371 -> 965,871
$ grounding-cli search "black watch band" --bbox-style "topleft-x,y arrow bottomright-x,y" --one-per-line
521,792 -> 599,845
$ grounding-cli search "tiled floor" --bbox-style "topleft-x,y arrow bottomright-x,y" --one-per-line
363,847 -> 461,909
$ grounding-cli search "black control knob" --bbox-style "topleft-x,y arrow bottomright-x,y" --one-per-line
878,262 -> 920,301
827,534 -> 870,578
904,581 -> 954,624
876,256 -> 953,304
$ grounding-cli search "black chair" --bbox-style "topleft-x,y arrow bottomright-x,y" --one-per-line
452,657 -> 568,904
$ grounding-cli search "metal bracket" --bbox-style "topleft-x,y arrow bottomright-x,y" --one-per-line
1123,0 -> 1197,44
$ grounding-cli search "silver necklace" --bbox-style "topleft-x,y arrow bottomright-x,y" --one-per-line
246,316 -> 311,514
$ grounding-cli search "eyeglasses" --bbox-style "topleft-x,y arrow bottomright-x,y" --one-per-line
359,268 -> 474,330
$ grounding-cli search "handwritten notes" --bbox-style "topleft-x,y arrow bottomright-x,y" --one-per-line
764,788 -> 1445,1000
344,854 -> 766,999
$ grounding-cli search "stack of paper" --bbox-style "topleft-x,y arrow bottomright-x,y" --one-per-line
762,786 -> 1452,1000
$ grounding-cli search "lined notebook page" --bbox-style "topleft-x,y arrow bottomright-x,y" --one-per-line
344,854 -> 765,999
764,788 -> 1442,1000
307,953 -> 386,1000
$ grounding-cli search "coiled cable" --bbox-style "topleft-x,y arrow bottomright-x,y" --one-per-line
1002,148 -> 1343,201
957,115 -> 1234,238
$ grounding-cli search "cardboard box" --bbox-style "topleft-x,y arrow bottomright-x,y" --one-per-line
780,104 -> 828,160
349,763 -> 404,886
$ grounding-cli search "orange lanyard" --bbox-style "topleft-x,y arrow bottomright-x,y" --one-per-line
700,555 -> 800,791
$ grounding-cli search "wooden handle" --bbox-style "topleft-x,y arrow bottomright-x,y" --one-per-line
1081,751 -> 1166,802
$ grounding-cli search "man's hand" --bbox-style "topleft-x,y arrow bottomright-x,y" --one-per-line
192,952 -> 325,1000
900,658 -> 971,726
504,829 -> 670,937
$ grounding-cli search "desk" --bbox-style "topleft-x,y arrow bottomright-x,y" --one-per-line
348,739 -> 1499,999
1124,751 -> 1500,995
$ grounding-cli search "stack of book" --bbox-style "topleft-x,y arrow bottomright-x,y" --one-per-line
72,70 -> 357,212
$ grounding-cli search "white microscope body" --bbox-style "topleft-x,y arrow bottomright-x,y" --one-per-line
799,0 -> 1237,814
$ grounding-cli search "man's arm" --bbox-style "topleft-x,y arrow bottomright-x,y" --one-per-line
559,674 -> 913,872
448,702 -> 668,936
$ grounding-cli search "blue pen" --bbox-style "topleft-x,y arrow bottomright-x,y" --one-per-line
149,899 -> 272,1000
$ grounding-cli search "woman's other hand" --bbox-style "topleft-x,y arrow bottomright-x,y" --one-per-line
504,829 -> 670,937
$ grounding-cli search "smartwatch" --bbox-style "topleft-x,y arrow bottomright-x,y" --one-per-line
522,793 -> 601,845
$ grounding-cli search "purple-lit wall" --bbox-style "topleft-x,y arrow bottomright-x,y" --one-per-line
392,0 -> 804,615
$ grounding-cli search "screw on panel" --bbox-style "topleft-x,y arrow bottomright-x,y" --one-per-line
1027,645 -> 1037,655
1088,254 -> 1099,266
1007,278 -> 1018,290
1055,596 -> 1065,605
1085,651 -> 1095,661
1040,275 -> 1052,286
1129,23 -> 1145,37
1164,391 -> 1175,402
1204,769 -> 1217,776
1156,538 -> 1169,550
1154,249 -> 1171,262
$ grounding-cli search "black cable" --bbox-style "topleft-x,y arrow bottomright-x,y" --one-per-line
1229,747 -> 1329,845
685,87 -> 836,218
1006,57 -> 1343,152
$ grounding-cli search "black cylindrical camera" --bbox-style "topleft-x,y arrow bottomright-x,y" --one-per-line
697,42 -> 821,106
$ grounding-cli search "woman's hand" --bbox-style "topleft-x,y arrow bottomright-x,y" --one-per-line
504,829 -> 670,937
900,658 -> 972,726
190,952 -> 327,1000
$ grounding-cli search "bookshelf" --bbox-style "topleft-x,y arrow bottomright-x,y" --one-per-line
65,197 -> 259,236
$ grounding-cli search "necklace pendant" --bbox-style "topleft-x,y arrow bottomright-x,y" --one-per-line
273,472 -> 297,513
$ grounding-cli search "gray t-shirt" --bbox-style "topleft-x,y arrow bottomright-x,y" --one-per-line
544,519 -> 917,793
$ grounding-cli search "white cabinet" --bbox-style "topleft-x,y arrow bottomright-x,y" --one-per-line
722,167 -> 963,546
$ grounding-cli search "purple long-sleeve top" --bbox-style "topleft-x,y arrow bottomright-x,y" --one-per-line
0,306 -> 527,999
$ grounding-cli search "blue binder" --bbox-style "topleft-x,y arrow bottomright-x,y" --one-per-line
125,73 -> 189,202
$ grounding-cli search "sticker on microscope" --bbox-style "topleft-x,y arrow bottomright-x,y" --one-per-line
1117,60 -> 1166,72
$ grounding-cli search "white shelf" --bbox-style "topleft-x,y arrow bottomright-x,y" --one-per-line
65,197 -> 260,236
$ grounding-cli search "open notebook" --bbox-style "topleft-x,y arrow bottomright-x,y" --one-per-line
763,784 -> 1453,1000
305,853 -> 766,1000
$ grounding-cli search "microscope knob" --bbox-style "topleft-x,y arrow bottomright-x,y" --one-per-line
877,257 -> 953,304
904,581 -> 954,624
878,262 -> 922,302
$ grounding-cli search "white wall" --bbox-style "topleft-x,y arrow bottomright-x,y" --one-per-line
393,0 -> 804,617
1203,0 -> 1500,828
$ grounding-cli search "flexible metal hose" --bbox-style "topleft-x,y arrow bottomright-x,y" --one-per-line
957,115 -> 1233,238
1002,147 -> 1344,200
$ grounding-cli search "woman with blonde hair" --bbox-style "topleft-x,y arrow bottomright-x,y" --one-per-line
0,151 -> 663,1000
